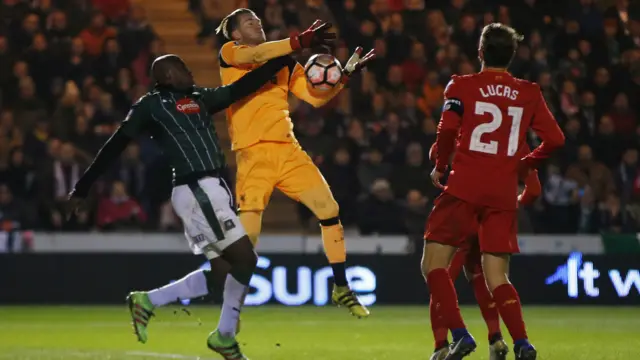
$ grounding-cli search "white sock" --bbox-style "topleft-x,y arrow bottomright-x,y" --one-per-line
147,269 -> 209,307
217,274 -> 248,337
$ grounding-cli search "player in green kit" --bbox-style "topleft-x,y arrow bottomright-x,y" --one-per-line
66,54 -> 290,360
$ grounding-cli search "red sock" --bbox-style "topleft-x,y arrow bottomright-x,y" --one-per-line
472,275 -> 502,340
427,268 -> 466,330
448,250 -> 466,281
492,283 -> 528,342
429,296 -> 449,349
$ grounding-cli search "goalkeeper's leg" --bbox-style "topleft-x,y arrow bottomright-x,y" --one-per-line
298,185 -> 370,318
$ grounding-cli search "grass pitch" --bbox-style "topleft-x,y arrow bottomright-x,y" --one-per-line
0,305 -> 638,359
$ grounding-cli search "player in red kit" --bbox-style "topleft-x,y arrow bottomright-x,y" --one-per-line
427,143 -> 542,360
422,23 -> 564,360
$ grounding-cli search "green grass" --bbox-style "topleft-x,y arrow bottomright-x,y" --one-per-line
0,306 -> 638,359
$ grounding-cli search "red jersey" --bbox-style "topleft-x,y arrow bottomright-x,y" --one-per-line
435,71 -> 564,210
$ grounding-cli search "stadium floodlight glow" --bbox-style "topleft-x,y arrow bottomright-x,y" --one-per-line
177,256 -> 377,306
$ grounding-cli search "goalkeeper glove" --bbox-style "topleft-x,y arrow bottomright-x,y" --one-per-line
341,46 -> 376,83
290,20 -> 336,50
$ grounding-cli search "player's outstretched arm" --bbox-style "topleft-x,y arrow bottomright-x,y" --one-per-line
203,56 -> 291,114
290,46 -> 374,108
219,20 -> 335,66
66,99 -> 149,218
521,88 -> 565,169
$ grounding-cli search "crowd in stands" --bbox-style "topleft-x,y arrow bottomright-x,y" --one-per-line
0,0 -> 165,233
1,0 -> 640,238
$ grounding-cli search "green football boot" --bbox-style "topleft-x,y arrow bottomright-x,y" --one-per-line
207,330 -> 248,360
126,291 -> 155,344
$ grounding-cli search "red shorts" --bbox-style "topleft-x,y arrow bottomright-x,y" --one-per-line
425,193 -> 520,254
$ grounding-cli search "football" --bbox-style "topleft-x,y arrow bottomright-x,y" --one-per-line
304,54 -> 343,92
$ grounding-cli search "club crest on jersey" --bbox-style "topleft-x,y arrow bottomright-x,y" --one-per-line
176,98 -> 200,114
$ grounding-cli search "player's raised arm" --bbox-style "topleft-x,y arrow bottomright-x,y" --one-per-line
202,56 -> 291,114
434,76 -> 464,174
66,98 -> 150,216
521,87 -> 565,169
216,9 -> 335,65
290,47 -> 375,108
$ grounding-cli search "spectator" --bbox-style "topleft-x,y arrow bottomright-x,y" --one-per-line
297,116 -> 334,165
390,142 -> 430,199
403,189 -> 429,251
69,115 -> 99,156
24,33 -> 52,97
118,5 -> 155,63
97,180 -> 147,231
37,142 -> 85,229
11,12 -> 40,53
52,81 -> 81,141
322,147 -> 359,225
566,145 -> 616,203
0,147 -> 35,200
46,10 -> 72,57
615,148 -> 640,204
0,110 -> 23,168
559,117 -> 584,168
398,92 -> 424,126
96,38 -> 126,87
64,37 -> 92,87
559,48 -> 587,84
357,178 -> 404,235
13,77 -> 46,133
372,111 -> 409,164
599,193 -> 628,233
543,163 -> 579,233
401,42 -> 427,92
560,80 -> 580,119
453,13 -> 479,61
111,142 -> 146,201
418,71 -> 444,117
383,65 -> 405,108
592,115 -> 623,168
79,12 -> 117,57
589,67 -> 615,112
576,186 -> 600,234
385,12 -> 411,64
579,91 -> 599,137
608,92 -> 636,137
357,147 -> 390,191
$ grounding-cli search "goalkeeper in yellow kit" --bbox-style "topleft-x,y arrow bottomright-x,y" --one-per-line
216,9 -> 374,318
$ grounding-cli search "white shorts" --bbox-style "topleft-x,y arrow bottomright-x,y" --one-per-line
171,176 -> 246,259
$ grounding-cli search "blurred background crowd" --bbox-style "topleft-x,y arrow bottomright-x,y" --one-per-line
0,0 -> 639,237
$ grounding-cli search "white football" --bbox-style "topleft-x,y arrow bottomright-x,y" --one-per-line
304,54 -> 343,92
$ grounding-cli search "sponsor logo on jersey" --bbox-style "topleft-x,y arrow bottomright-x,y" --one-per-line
176,98 -> 201,114
223,219 -> 235,231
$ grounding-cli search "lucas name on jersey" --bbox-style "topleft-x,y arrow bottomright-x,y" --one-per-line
479,84 -> 519,100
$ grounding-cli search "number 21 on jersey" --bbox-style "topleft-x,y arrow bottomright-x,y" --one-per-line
469,101 -> 523,156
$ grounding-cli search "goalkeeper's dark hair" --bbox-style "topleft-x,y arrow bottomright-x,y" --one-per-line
479,23 -> 523,68
215,8 -> 254,40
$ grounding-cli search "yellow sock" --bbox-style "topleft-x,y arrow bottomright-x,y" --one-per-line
239,211 -> 263,247
320,219 -> 346,264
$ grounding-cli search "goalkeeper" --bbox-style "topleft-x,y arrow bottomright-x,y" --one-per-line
216,9 -> 375,317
